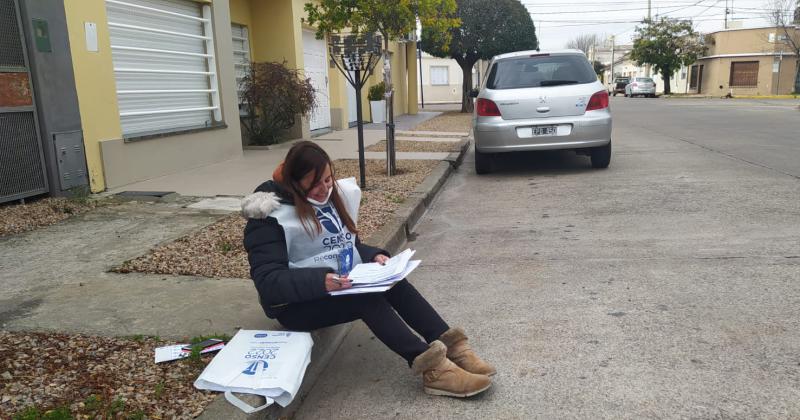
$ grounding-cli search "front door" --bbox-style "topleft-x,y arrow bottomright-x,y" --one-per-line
697,65 -> 704,94
302,30 -> 331,131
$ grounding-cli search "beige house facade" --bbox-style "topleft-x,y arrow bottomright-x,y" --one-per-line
417,52 -> 463,104
57,0 -> 419,193
690,26 -> 800,96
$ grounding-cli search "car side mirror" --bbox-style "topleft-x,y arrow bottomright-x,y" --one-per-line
468,88 -> 479,98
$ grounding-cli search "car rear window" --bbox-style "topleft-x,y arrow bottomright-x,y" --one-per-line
485,54 -> 597,89
635,78 -> 654,83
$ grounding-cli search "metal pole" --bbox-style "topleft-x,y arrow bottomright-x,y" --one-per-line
724,0 -> 728,29
646,0 -> 652,77
418,44 -> 424,109
383,51 -> 396,176
776,50 -> 783,94
610,36 -> 615,88
355,69 -> 366,188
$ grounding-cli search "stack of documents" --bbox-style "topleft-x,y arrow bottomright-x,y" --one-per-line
330,249 -> 420,296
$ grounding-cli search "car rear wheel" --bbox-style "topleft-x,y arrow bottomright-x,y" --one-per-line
475,148 -> 493,174
590,141 -> 611,169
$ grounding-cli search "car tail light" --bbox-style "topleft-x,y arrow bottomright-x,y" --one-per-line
586,90 -> 609,111
476,98 -> 501,117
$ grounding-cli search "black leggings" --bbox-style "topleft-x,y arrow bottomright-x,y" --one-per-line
276,279 -> 450,365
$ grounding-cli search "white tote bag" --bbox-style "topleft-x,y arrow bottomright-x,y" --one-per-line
194,330 -> 313,413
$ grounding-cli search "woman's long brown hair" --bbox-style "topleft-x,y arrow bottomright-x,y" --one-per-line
279,141 -> 358,237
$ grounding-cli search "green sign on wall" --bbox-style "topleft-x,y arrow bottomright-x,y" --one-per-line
32,18 -> 51,53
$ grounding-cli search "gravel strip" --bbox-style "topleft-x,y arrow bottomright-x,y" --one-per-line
411,111 -> 472,133
365,140 -> 462,153
0,198 -> 105,237
0,331 -> 216,419
115,159 -> 438,279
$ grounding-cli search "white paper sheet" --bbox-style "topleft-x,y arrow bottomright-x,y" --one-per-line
329,259 -> 421,296
154,342 -> 226,363
348,249 -> 415,285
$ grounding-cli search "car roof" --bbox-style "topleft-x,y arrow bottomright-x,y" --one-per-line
491,49 -> 586,61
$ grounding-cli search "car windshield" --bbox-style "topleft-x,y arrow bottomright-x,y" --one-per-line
636,78 -> 654,83
486,54 -> 597,90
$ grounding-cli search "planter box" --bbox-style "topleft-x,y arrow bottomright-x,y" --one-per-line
370,100 -> 386,123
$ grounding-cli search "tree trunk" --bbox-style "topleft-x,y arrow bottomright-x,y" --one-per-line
663,71 -> 671,95
461,63 -> 473,113
456,58 -> 478,113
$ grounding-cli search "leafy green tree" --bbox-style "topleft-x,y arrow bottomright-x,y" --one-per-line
420,0 -> 538,112
629,18 -> 705,95
304,0 -> 458,173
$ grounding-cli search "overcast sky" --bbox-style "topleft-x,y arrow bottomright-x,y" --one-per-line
523,0 -> 784,50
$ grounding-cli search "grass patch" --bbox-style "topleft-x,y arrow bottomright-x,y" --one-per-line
12,406 -> 72,420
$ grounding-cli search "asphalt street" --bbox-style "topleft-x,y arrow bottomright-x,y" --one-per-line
293,98 -> 800,420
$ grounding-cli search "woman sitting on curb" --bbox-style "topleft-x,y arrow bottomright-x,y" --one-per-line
241,141 -> 495,397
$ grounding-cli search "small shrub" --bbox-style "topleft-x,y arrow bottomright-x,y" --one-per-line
218,241 -> 233,254
84,395 -> 102,412
240,61 -> 317,145
127,411 -> 145,420
154,381 -> 166,399
108,397 -> 125,416
368,82 -> 386,101
67,186 -> 91,204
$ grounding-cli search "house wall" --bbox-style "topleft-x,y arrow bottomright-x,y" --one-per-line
697,55 -> 799,95
64,0 -> 243,191
692,27 -> 799,96
63,0 -> 121,192
417,54 -> 462,104
707,28 -> 778,56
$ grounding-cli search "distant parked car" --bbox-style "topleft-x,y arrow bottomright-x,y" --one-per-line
611,77 -> 630,96
471,49 -> 612,174
625,77 -> 657,97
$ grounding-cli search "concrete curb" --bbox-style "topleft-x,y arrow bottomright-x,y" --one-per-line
197,138 -> 470,420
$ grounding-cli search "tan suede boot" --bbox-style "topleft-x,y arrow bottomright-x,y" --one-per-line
412,340 -> 492,398
439,327 -> 497,376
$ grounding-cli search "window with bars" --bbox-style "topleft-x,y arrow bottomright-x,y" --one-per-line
729,61 -> 759,88
105,0 -> 221,138
231,23 -> 250,113
430,66 -> 449,86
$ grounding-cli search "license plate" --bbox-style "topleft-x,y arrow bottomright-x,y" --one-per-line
532,126 -> 556,136
517,125 -> 568,138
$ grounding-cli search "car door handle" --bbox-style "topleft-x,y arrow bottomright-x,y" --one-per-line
536,107 -> 550,113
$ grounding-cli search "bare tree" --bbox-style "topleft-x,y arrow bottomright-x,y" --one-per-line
765,0 -> 800,92
566,33 -> 598,56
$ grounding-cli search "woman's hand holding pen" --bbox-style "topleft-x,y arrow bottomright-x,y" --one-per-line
325,273 -> 351,291
373,254 -> 389,265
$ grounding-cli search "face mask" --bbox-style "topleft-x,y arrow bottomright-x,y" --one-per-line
307,186 -> 333,206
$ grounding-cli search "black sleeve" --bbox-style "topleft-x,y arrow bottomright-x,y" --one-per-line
355,236 -> 390,263
244,218 -> 330,305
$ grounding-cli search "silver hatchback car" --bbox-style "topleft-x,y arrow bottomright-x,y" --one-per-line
472,50 -> 612,174
625,77 -> 657,97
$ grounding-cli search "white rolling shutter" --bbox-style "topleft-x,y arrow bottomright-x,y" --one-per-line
105,0 -> 221,137
231,23 -> 250,113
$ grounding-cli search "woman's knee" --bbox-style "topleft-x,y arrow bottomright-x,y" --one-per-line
356,294 -> 393,316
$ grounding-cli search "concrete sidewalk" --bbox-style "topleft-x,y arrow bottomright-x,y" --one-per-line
1,114 -> 471,419
107,112 -> 452,197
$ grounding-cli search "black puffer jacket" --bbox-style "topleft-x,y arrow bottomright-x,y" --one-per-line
242,180 -> 387,318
